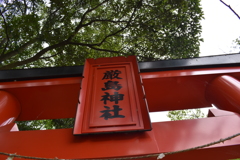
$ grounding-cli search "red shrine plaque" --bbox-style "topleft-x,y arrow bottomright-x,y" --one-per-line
73,56 -> 151,135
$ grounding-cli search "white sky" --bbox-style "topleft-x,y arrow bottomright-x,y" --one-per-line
150,0 -> 240,122
200,0 -> 240,56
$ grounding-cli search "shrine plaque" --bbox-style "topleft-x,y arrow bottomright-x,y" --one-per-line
73,56 -> 151,135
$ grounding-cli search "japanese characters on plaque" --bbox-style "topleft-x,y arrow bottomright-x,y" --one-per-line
100,70 -> 125,120
73,56 -> 152,135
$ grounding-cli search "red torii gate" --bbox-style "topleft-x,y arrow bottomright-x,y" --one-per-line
0,54 -> 240,160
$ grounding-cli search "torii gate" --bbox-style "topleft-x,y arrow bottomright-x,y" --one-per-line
0,54 -> 240,160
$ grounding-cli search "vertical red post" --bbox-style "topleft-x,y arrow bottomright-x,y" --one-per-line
206,75 -> 240,114
0,90 -> 21,127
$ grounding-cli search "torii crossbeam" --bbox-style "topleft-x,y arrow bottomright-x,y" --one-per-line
0,54 -> 240,160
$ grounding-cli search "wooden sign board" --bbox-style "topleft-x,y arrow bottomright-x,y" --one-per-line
73,56 -> 151,135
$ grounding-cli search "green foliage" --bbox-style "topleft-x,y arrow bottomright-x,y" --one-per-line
230,37 -> 240,53
16,118 -> 74,130
0,0 -> 204,69
167,109 -> 205,121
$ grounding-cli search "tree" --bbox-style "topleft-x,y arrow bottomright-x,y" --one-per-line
0,0 -> 203,70
167,109 -> 205,121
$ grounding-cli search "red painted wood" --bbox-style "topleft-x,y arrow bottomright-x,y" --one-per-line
0,115 -> 240,159
0,91 -> 20,127
207,109 -> 237,117
206,75 -> 240,114
0,66 -> 239,121
74,56 -> 151,134
141,67 -> 240,112
4,77 -> 81,121
0,59 -> 240,159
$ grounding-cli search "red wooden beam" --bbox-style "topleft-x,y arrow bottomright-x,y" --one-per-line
206,75 -> 240,114
0,91 -> 20,127
0,66 -> 240,121
1,77 -> 81,121
0,114 -> 239,159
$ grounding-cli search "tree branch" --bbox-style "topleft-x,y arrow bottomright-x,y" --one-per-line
69,21 -> 131,49
80,19 -> 128,29
70,6 -> 138,56
0,37 -> 39,61
23,0 -> 27,15
0,9 -> 10,55
220,0 -> 240,20
88,45 -> 122,54
83,18 -> 129,25
85,6 -> 138,47
68,1 -> 137,56
0,41 -> 68,70
39,52 -> 61,60
67,41 -> 98,46
40,6 -> 61,36
0,0 -> 138,69
69,41 -> 128,56
67,0 -> 109,41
